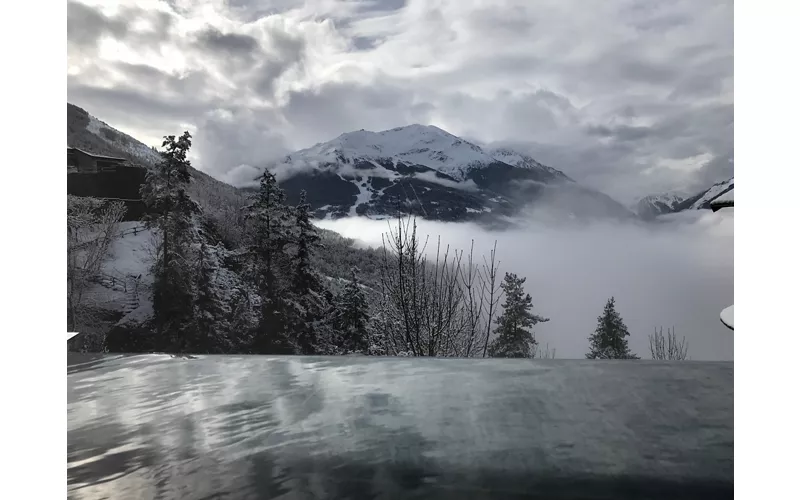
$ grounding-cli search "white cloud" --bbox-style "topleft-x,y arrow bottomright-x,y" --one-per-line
317,209 -> 735,361
412,171 -> 478,191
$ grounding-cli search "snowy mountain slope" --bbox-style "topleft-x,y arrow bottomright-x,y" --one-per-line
289,125 -> 501,181
68,103 -> 250,240
487,147 -> 574,183
67,103 -> 391,345
256,124 -> 634,222
633,192 -> 686,220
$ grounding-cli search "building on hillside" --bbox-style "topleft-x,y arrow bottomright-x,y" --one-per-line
67,147 -> 148,221
712,189 -> 734,330
67,147 -> 128,173
710,188 -> 734,212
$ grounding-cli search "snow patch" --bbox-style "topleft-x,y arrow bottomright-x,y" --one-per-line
349,178 -> 374,216
84,222 -> 156,315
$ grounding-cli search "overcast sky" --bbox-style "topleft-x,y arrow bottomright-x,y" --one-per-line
67,0 -> 733,202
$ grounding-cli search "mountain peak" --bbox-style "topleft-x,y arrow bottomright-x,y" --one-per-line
293,123 -> 493,180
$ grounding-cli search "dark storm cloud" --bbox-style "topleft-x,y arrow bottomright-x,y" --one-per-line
465,6 -> 534,37
250,29 -> 307,96
280,80 -> 434,147
193,108 -> 289,174
351,35 -> 381,51
67,1 -> 174,50
586,124 -> 653,142
690,151 -> 734,191
67,1 -> 128,47
68,79 -> 211,125
194,27 -> 262,58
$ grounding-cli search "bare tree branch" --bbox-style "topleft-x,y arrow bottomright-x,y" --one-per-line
649,326 -> 689,360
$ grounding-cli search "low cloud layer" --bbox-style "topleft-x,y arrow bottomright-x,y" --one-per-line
317,210 -> 734,361
67,0 -> 733,201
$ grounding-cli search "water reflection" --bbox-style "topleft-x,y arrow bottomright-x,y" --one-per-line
68,356 -> 734,499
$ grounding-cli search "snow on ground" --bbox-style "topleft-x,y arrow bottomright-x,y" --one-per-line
102,222 -> 155,280
84,222 -> 156,316
720,304 -> 734,330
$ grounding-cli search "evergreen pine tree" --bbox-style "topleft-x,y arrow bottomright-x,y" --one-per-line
245,170 -> 292,296
586,297 -> 639,359
294,190 -> 322,293
287,190 -> 329,355
140,131 -> 198,350
245,170 -> 296,354
488,273 -> 549,358
191,240 -> 229,353
334,267 -> 370,354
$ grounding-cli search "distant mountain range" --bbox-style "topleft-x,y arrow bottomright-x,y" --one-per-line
633,177 -> 734,220
68,102 -> 732,225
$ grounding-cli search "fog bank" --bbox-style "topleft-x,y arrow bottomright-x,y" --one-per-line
317,211 -> 734,361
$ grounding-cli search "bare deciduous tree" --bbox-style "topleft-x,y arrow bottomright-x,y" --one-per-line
481,241 -> 502,357
532,342 -> 556,359
67,196 -> 126,333
378,216 -> 504,357
649,326 -> 689,360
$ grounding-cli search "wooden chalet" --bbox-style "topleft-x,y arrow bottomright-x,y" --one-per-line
67,147 -> 128,173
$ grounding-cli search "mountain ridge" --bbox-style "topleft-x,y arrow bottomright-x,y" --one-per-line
68,103 -> 637,224
252,123 -> 634,223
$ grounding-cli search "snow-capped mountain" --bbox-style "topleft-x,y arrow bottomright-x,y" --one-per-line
289,125 -> 505,181
258,124 -> 633,223
633,192 -> 686,220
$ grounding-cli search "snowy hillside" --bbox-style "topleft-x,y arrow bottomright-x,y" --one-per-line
487,147 -> 573,182
257,124 -> 633,223
85,113 -> 163,166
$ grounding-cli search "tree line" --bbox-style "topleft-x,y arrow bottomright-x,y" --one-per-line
68,131 -> 690,360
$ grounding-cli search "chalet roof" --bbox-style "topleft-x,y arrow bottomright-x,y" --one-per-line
720,304 -> 734,330
67,147 -> 127,162
710,188 -> 734,212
